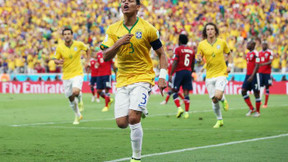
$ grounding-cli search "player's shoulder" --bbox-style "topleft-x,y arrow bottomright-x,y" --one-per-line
106,20 -> 123,32
139,17 -> 157,30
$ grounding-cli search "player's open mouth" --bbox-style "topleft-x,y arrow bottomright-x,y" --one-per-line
124,5 -> 129,10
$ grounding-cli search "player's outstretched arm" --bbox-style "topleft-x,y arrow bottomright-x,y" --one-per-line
155,47 -> 168,96
103,34 -> 134,62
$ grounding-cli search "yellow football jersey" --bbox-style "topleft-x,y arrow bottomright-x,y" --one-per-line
100,17 -> 160,88
54,41 -> 88,80
197,39 -> 230,79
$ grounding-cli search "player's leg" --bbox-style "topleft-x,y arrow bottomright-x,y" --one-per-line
90,77 -> 96,102
253,74 -> 261,117
182,70 -> 193,119
241,75 -> 255,116
115,86 -> 130,128
73,76 -> 84,112
101,75 -> 112,112
128,82 -> 151,161
172,72 -> 184,118
64,79 -> 80,122
206,78 -> 222,128
263,74 -> 272,108
215,77 -> 229,111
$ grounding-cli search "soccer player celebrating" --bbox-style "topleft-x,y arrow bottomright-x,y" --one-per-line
100,0 -> 167,161
242,41 -> 261,117
196,22 -> 231,128
88,50 -> 100,103
170,34 -> 195,119
258,42 -> 273,108
96,50 -> 116,112
53,27 -> 90,124
160,47 -> 184,105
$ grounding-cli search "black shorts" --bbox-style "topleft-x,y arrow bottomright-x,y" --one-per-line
259,73 -> 272,87
242,74 -> 260,92
172,70 -> 192,91
97,75 -> 111,89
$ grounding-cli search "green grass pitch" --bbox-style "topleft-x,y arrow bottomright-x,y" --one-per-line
0,94 -> 288,161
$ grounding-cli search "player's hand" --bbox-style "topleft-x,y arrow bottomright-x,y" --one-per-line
158,78 -> 167,96
54,59 -> 64,65
247,76 -> 254,82
118,34 -> 134,45
196,53 -> 203,62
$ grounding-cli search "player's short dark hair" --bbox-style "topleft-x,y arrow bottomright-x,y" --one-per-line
136,0 -> 140,5
62,27 -> 73,35
179,34 -> 188,45
202,22 -> 219,39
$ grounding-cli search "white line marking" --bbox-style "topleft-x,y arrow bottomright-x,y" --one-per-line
106,133 -> 288,162
9,104 -> 288,127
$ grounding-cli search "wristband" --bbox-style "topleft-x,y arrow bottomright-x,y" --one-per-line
228,63 -> 233,68
159,69 -> 168,79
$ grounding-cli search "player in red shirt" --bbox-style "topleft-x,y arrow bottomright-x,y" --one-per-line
87,51 -> 100,103
160,48 -> 184,105
242,41 -> 261,117
96,51 -> 116,112
258,42 -> 273,108
169,34 -> 195,119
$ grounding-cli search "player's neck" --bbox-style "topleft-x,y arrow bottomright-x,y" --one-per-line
207,37 -> 216,45
123,15 -> 138,29
65,40 -> 73,48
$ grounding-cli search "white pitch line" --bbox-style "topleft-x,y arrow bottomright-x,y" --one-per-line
9,104 -> 288,127
106,133 -> 288,162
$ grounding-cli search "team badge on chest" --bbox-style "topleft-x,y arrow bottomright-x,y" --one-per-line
74,47 -> 78,51
135,29 -> 142,39
217,45 -> 220,49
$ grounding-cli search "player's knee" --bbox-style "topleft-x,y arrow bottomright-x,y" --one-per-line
73,90 -> 80,96
172,92 -> 178,99
128,116 -> 141,125
212,97 -> 218,103
116,120 -> 128,129
241,90 -> 247,96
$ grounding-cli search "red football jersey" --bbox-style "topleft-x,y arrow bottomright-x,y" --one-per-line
173,45 -> 195,72
90,58 -> 99,77
96,52 -> 113,76
258,50 -> 273,74
246,50 -> 260,75
167,58 -> 174,75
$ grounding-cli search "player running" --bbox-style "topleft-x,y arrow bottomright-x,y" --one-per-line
170,34 -> 195,119
100,0 -> 168,161
96,50 -> 116,112
242,41 -> 261,117
160,47 -> 184,105
53,27 -> 90,125
196,22 -> 231,128
88,49 -> 100,103
258,42 -> 273,108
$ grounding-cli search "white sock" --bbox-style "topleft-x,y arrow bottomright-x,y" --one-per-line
212,102 -> 222,120
260,87 -> 265,99
220,95 -> 225,102
77,92 -> 82,103
129,122 -> 143,160
69,99 -> 81,117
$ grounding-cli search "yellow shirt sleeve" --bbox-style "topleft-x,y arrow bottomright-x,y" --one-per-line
223,40 -> 230,54
101,26 -> 116,49
80,42 -> 88,51
148,25 -> 160,43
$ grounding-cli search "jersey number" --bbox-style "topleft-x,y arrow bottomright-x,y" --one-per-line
129,43 -> 134,54
184,54 -> 190,67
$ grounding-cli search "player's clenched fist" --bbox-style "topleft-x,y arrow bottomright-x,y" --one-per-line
118,34 -> 134,45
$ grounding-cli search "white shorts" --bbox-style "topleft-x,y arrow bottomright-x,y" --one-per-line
114,82 -> 151,119
205,76 -> 228,99
63,75 -> 83,97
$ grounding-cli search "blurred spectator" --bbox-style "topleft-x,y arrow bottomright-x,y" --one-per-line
271,53 -> 281,72
0,0 -> 287,74
0,71 -> 10,82
34,62 -> 45,73
48,59 -> 56,73
233,52 -> 246,72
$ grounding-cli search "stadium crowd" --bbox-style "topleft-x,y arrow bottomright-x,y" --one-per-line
0,0 -> 287,75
